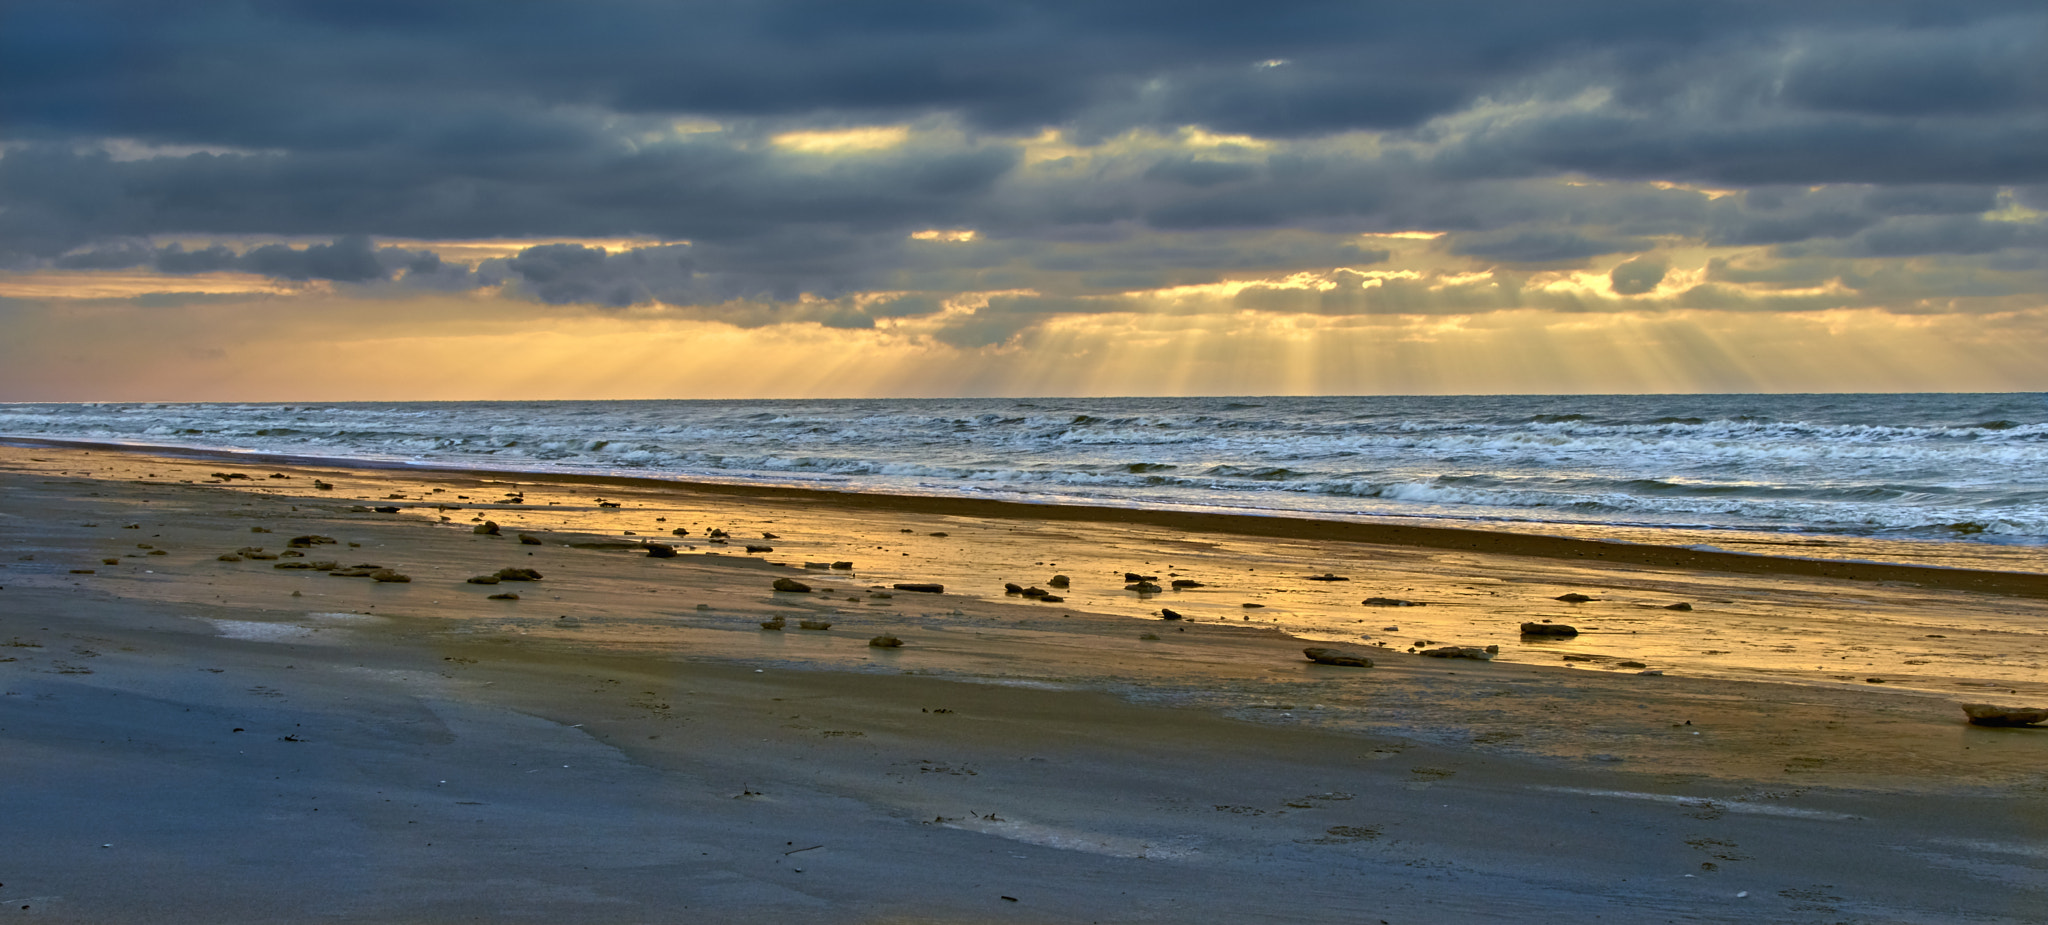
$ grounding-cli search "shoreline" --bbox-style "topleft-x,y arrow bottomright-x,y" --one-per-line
11,435 -> 2047,599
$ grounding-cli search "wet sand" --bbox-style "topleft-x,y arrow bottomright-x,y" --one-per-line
2,444 -> 2045,923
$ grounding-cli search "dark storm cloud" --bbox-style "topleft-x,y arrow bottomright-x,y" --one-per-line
5,0 -> 2048,307
1450,229 -> 1653,263
1608,255 -> 1668,295
53,236 -> 445,282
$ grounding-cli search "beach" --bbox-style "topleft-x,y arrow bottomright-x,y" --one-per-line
3,442 -> 2045,923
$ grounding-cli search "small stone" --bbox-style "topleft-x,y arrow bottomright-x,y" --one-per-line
1004,583 -> 1025,594
473,521 -> 501,536
869,635 -> 904,648
518,533 -> 543,545
1048,575 -> 1070,588
1554,593 -> 1593,603
893,583 -> 944,593
670,528 -> 689,536
1303,647 -> 1374,668
1959,703 -> 2048,727
1306,573 -> 1348,582
217,554 -> 242,562
1664,602 -> 1693,611
1124,572 -> 1157,583
466,575 -> 502,585
313,480 -> 334,490
644,544 -> 678,558
772,578 -> 811,593
1038,595 -> 1064,603
1020,587 -> 1048,597
804,562 -> 831,570
760,617 -> 786,630
369,569 -> 412,583
493,567 -> 544,581
1171,579 -> 1205,589
1362,597 -> 1423,607
1243,603 -> 1265,609
1159,608 -> 1184,620
1615,660 -> 1647,669
1520,622 -> 1580,637
831,562 -> 854,570
797,620 -> 832,631
1125,582 -> 1163,593
745,545 -> 773,553
487,592 -> 520,601
373,506 -> 400,513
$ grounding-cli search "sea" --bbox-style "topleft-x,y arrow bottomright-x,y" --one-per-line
5,393 -> 2047,555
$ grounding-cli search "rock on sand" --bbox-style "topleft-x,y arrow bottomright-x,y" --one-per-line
1419,645 -> 1493,661
1960,703 -> 2048,727
1303,647 -> 1374,667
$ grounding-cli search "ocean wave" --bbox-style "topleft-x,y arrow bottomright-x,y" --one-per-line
6,394 -> 2045,542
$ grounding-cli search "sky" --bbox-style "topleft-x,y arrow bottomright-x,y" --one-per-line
2,1 -> 2046,400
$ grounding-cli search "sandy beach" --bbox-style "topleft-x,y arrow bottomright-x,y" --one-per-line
3,442 -> 2045,923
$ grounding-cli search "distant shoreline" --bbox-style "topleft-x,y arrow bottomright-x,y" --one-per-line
13,434 -> 2046,599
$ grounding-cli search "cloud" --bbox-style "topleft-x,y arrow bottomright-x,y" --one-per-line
51,236 -> 446,283
1609,255 -> 1668,295
1451,229 -> 1653,264
3,0 -> 2047,371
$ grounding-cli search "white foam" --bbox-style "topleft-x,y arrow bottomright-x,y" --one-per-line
945,816 -> 1199,860
206,619 -> 320,643
1530,786 -> 1861,820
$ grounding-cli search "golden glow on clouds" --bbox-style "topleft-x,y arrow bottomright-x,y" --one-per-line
1650,180 -> 1740,200
771,126 -> 912,153
0,270 -> 303,299
1987,189 -> 2045,224
1139,270 -> 1341,303
1179,127 -> 1271,150
6,211 -> 2045,399
1016,125 -> 1271,170
4,290 -> 2045,400
669,118 -> 724,135
378,236 -> 670,262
